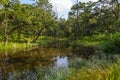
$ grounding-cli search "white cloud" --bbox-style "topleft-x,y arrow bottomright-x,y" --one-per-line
49,0 -> 73,18
49,0 -> 98,18
91,0 -> 98,2
75,0 -> 98,3
86,0 -> 98,2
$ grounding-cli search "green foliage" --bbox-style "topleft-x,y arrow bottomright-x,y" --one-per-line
36,66 -> 70,80
8,55 -> 120,80
0,0 -> 120,80
0,42 -> 32,53
68,58 -> 120,80
0,0 -> 120,43
69,58 -> 90,69
102,33 -> 120,54
0,0 -> 56,44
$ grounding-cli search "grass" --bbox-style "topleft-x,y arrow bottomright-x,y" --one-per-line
36,66 -> 70,80
1,33 -> 120,80
9,66 -> 70,80
68,58 -> 120,80
8,55 -> 120,80
0,42 -> 33,53
69,33 -> 120,46
38,55 -> 120,80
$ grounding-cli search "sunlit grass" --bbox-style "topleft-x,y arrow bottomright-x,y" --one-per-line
68,60 -> 120,80
0,42 -> 32,53
67,55 -> 120,80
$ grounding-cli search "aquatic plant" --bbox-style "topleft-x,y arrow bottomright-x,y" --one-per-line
36,65 -> 70,80
68,59 -> 120,80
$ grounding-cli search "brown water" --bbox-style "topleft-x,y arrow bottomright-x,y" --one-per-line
0,45 -> 96,80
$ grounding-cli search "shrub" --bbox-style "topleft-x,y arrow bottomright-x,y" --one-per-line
102,33 -> 120,54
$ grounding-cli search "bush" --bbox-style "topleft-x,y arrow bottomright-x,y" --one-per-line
102,33 -> 120,54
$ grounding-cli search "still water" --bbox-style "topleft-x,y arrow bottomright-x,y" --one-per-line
0,48 -> 68,79
0,46 -> 95,80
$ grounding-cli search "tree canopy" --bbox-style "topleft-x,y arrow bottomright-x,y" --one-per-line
0,0 -> 120,45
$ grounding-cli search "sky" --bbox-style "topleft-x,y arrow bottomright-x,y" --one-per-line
20,0 -> 98,18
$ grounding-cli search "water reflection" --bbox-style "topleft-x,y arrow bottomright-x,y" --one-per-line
0,45 -> 97,79
56,56 -> 68,67
0,47 -> 71,80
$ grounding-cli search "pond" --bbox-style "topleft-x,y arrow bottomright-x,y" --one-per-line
0,45 -> 115,80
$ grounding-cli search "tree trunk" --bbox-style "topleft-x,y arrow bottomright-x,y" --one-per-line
18,25 -> 22,40
4,10 -> 8,46
32,28 -> 44,42
75,0 -> 79,41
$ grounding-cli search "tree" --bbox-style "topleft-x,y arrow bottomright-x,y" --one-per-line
68,1 -> 97,38
0,0 -> 11,46
31,0 -> 55,42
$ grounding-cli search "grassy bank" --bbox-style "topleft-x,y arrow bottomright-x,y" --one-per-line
9,55 -> 120,80
0,42 -> 33,53
1,33 -> 120,80
35,32 -> 120,80
36,55 -> 120,80
69,33 -> 120,80
68,58 -> 120,80
68,64 -> 120,80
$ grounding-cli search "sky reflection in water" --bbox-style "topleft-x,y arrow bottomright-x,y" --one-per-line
56,56 -> 68,67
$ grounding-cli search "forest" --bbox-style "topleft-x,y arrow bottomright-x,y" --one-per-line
0,0 -> 120,80
0,0 -> 120,44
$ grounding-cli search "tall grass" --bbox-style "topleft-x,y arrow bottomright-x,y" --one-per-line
36,66 -> 70,80
7,54 -> 120,80
0,42 -> 32,53
2,33 -> 120,80
9,66 -> 70,80
68,59 -> 120,80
